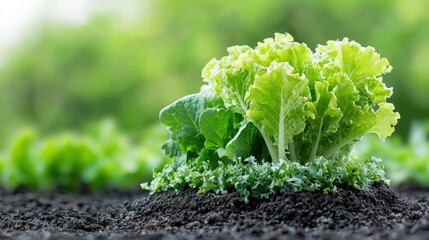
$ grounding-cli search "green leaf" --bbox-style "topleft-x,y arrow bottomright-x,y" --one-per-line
161,139 -> 181,158
195,148 -> 220,169
303,81 -> 343,162
159,94 -> 207,153
3,130 -> 39,190
309,45 -> 398,160
225,121 -> 260,160
259,33 -> 313,75
315,38 -> 392,79
369,102 -> 400,140
315,38 -> 393,106
202,46 -> 254,114
246,62 -> 311,163
199,108 -> 238,148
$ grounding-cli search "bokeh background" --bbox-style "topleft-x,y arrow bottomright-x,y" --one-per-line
0,0 -> 428,191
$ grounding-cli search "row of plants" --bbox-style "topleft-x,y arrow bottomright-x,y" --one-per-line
0,121 -> 168,192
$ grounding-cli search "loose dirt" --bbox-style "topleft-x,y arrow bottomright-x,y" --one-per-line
0,182 -> 428,239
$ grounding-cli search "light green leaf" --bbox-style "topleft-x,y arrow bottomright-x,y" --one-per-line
251,33 -> 313,74
304,81 -> 343,162
202,33 -> 314,116
315,38 -> 392,79
246,62 -> 310,162
202,46 -> 254,114
369,102 -> 400,140
315,38 -> 393,106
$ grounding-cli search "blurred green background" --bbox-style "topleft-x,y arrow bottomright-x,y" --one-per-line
0,0 -> 428,190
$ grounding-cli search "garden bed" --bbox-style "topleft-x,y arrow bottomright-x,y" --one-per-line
1,182 -> 428,239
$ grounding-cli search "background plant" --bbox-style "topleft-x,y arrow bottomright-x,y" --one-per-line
356,121 -> 429,186
0,121 -> 169,192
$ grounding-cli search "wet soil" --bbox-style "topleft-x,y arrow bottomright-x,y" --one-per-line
0,182 -> 428,239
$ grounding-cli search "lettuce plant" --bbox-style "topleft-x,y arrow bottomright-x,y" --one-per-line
143,33 -> 399,200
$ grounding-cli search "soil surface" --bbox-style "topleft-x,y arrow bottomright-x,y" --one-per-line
0,182 -> 428,239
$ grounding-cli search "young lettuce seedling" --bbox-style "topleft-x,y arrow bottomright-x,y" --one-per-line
143,33 -> 399,200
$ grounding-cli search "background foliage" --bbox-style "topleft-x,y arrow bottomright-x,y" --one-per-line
0,0 -> 428,190
357,122 -> 429,186
0,121 -> 169,191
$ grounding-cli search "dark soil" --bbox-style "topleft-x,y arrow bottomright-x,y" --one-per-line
0,182 -> 428,239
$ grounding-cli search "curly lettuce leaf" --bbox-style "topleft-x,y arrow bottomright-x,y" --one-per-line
246,62 -> 311,163
369,102 -> 400,140
315,38 -> 393,106
301,80 -> 343,163
310,39 -> 399,160
202,33 -> 314,115
202,46 -> 254,114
